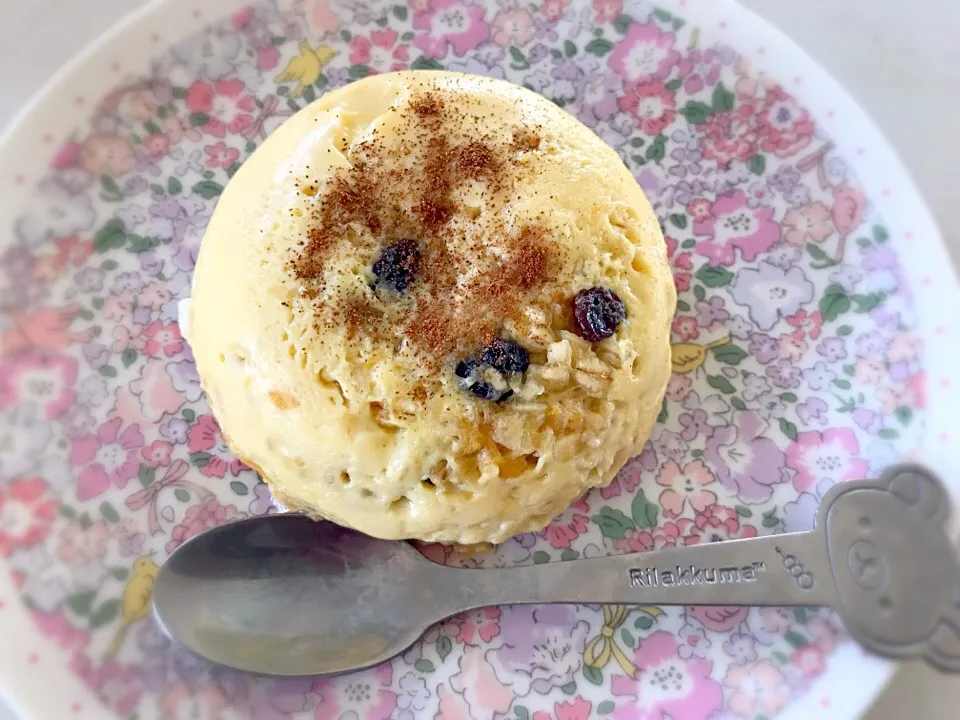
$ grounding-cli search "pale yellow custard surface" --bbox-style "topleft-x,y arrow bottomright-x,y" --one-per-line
190,71 -> 675,544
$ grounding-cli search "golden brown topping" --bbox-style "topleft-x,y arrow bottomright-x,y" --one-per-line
268,390 -> 300,410
512,128 -> 541,152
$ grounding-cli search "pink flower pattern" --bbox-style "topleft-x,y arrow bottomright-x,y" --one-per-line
0,478 -> 58,556
454,607 -> 502,645
143,321 -> 184,358
413,0 -> 489,59
687,605 -> 749,633
694,191 -> 781,266
691,505 -> 758,543
92,660 -> 143,716
786,428 -> 869,492
540,513 -> 589,549
656,459 -> 717,518
185,79 -> 256,138
611,631 -> 723,720
699,104 -> 759,166
159,681 -> 228,720
70,418 -> 145,500
165,497 -> 241,553
0,352 -> 78,419
533,697 -> 592,720
490,10 -> 535,47
757,86 -> 815,158
782,201 -> 833,246
350,29 -> 410,73
0,3 -> 926,718
204,141 -> 240,170
723,660 -> 790,718
142,439 -> 173,468
314,664 -> 397,720
187,413 -> 247,478
620,81 -> 677,135
614,519 -> 699,553
609,23 -> 680,84
57,519 -> 110,564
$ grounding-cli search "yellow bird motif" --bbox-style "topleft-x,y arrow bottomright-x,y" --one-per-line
671,336 -> 731,374
275,40 -> 337,97
105,555 -> 158,658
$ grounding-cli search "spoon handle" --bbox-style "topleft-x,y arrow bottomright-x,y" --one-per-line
447,464 -> 960,672
455,530 -> 833,608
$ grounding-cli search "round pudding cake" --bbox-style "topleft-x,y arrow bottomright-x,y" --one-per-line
190,71 -> 676,544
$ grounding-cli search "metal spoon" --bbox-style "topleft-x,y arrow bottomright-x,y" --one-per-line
154,463 -> 960,675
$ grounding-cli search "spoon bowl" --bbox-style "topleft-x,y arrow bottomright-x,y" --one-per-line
154,514 -> 449,675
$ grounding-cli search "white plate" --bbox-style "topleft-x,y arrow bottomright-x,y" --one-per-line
0,0 -> 957,718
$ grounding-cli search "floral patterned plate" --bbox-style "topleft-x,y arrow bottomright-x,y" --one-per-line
0,0 -> 957,718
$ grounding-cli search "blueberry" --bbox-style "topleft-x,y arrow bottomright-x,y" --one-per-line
573,287 -> 626,341
373,240 -> 420,293
469,380 -> 501,401
455,358 -> 513,402
481,338 -> 529,374
455,359 -> 476,378
456,339 -> 527,402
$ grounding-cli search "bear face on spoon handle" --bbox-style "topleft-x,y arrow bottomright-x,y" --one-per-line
822,464 -> 960,672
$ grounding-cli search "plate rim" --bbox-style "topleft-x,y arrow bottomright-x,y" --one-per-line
0,0 -> 956,717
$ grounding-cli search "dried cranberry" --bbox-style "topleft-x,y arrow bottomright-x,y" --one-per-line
573,287 -> 626,341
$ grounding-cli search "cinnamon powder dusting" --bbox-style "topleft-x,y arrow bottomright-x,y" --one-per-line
509,226 -> 550,289
457,140 -> 498,179
326,175 -> 381,233
404,299 -> 453,355
410,92 -> 443,116
287,79 -> 561,393
292,227 -> 334,280
342,296 -> 383,336
413,198 -> 455,231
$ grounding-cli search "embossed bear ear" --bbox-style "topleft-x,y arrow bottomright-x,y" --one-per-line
882,463 -> 949,522
927,620 -> 960,673
951,572 -> 960,609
